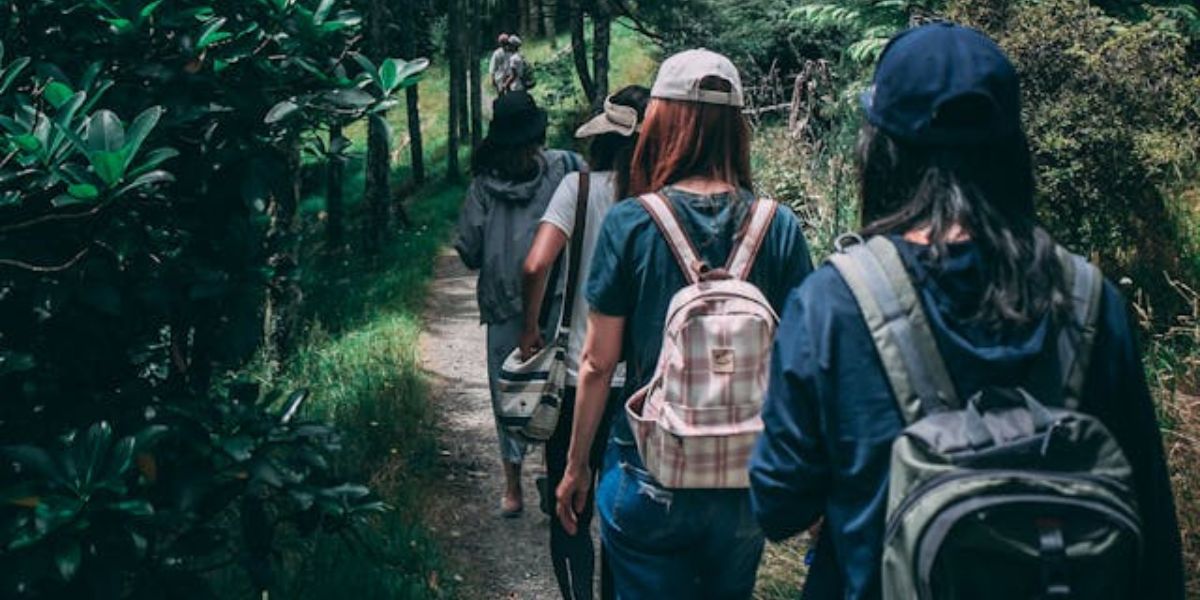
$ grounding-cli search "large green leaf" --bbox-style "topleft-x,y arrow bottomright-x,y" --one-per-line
0,56 -> 31,96
86,110 -> 125,153
43,81 -> 74,109
122,106 -> 163,168
67,183 -> 100,200
91,150 -> 126,187
312,0 -> 336,25
126,147 -> 179,179
196,17 -> 231,49
264,100 -> 299,124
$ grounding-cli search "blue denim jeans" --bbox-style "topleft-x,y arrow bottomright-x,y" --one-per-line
597,438 -> 765,599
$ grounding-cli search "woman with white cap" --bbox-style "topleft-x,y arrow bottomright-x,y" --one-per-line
520,85 -> 650,600
554,50 -> 813,597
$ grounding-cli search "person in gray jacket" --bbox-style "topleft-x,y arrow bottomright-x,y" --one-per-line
455,90 -> 585,517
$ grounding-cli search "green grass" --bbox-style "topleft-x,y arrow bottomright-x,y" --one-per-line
258,181 -> 464,599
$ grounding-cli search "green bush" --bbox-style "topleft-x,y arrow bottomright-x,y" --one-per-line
949,0 -> 1200,318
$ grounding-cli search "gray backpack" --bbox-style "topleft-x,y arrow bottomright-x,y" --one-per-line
829,235 -> 1143,600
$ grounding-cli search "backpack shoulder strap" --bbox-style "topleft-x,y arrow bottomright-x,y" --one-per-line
1055,247 -> 1104,410
638,193 -> 703,285
828,236 -> 959,424
726,199 -> 778,280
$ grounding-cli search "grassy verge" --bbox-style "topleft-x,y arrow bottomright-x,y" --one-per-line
261,181 -> 465,599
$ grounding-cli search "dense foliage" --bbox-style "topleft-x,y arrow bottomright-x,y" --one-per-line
0,1 -> 424,596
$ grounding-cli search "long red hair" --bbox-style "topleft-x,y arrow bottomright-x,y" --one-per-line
628,78 -> 753,195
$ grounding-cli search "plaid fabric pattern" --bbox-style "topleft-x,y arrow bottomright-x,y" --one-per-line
626,195 -> 779,489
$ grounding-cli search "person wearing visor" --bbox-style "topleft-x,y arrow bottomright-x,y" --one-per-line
521,84 -> 650,600
555,50 -> 812,598
749,23 -> 1184,599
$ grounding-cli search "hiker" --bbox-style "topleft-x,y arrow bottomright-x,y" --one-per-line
554,50 -> 813,598
490,33 -> 512,95
748,23 -> 1185,600
455,90 -> 586,517
520,85 -> 651,600
501,35 -> 531,94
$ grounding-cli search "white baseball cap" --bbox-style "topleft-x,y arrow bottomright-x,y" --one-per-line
650,49 -> 744,108
575,97 -> 641,138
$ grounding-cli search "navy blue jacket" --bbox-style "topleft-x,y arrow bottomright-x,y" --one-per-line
749,237 -> 1183,599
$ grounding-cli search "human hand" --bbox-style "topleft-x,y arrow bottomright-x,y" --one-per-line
555,463 -> 592,536
518,328 -> 544,361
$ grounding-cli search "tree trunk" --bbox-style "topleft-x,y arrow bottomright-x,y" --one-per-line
265,139 -> 303,361
447,0 -> 462,179
365,0 -> 393,245
518,0 -> 530,37
365,114 -> 391,246
570,0 -> 594,101
399,0 -> 426,185
469,0 -> 484,148
543,0 -> 557,46
591,0 -> 611,111
326,122 -> 345,245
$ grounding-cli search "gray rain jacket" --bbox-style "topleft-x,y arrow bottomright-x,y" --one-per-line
454,149 -> 584,324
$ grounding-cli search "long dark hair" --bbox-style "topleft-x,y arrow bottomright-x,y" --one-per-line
587,85 -> 650,200
471,137 -> 545,182
629,77 -> 752,195
857,122 -> 1070,328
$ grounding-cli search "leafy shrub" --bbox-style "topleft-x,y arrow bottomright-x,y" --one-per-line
635,0 -> 847,80
948,0 -> 1200,318
0,1 -> 424,596
0,388 -> 384,598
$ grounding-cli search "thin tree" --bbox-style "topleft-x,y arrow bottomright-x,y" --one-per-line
266,137 -> 304,360
399,0 -> 426,185
591,0 -> 610,111
326,122 -> 346,245
542,0 -> 557,46
469,0 -> 484,147
365,0 -> 393,244
570,0 -> 595,101
447,0 -> 463,179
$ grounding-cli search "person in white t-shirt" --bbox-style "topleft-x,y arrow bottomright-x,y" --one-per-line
519,85 -> 649,600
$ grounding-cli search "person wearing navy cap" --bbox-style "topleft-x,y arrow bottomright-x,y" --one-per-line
749,23 -> 1184,600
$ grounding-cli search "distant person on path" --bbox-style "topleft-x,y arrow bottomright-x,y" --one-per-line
554,50 -> 813,598
490,33 -> 512,95
455,91 -> 585,517
501,35 -> 531,94
520,85 -> 651,600
749,23 -> 1185,600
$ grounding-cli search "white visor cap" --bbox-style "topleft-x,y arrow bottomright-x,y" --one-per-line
650,49 -> 744,108
575,98 -> 640,138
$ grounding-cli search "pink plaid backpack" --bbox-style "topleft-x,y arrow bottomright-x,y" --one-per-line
625,193 -> 779,489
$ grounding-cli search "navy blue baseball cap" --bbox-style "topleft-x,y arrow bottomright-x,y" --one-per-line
862,23 -> 1021,145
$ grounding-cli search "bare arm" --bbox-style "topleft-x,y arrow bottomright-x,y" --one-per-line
556,311 -> 624,534
519,223 -> 568,358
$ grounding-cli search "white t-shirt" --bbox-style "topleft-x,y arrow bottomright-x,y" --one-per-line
541,171 -> 626,387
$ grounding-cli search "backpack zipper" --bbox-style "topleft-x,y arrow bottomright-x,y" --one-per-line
884,469 -> 1135,544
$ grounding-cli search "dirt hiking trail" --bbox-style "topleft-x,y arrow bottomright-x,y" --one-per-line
420,248 -> 560,599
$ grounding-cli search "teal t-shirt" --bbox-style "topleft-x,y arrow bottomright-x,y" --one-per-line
585,186 -> 814,437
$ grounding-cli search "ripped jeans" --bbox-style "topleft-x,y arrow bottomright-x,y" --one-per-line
596,438 -> 765,599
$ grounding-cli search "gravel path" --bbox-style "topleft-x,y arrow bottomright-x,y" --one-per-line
420,248 -> 559,600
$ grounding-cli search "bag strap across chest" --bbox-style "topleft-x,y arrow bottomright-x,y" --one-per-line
829,235 -> 1103,425
637,192 -> 777,284
558,167 -> 590,332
